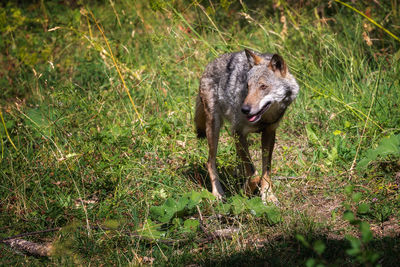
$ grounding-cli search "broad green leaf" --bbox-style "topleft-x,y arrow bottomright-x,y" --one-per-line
163,198 -> 176,209
359,221 -> 373,243
230,195 -> 246,215
358,135 -> 400,169
187,191 -> 202,208
263,206 -> 281,225
200,189 -> 216,200
345,235 -> 361,256
343,210 -> 355,222
215,202 -> 231,215
306,125 -> 319,146
176,196 -> 190,212
313,240 -> 326,255
352,192 -> 362,203
306,258 -> 316,267
369,252 -> 381,264
246,197 -> 268,217
345,235 -> 361,249
183,219 -> 199,233
357,203 -> 370,214
344,185 -> 353,195
149,206 -> 165,220
138,219 -> 165,239
25,107 -> 61,137
295,234 -> 310,248
150,198 -> 179,223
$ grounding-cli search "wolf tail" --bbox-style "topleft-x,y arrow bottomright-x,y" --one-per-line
194,95 -> 206,139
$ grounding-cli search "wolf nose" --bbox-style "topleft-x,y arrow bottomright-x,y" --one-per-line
241,104 -> 251,115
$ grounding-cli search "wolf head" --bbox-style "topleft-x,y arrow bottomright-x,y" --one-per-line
241,49 -> 299,123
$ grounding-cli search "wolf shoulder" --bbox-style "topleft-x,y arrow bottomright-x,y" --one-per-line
200,50 -> 280,83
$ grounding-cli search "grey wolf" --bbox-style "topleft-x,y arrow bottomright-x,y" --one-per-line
194,49 -> 299,205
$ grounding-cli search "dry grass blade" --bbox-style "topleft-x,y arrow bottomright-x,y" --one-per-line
166,3 -> 218,56
0,109 -> 17,152
195,2 -> 228,46
86,10 -> 145,131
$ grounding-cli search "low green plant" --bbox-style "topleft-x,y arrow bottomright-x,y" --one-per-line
358,135 -> 400,169
295,234 -> 327,267
342,185 -> 381,266
296,185 -> 382,266
147,190 -> 281,239
215,194 -> 281,224
149,190 -> 215,224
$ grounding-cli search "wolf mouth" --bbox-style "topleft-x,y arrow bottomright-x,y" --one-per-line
247,101 -> 272,123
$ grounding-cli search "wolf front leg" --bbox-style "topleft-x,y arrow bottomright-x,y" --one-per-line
260,128 -> 280,206
234,133 -> 259,195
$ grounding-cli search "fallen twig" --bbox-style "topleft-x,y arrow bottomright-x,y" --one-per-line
2,238 -> 52,257
272,176 -> 305,180
1,219 -> 239,257
0,227 -> 61,242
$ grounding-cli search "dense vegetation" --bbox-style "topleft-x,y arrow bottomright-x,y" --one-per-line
1,0 -> 399,265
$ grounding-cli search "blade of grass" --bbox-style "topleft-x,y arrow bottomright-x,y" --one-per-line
108,0 -> 122,28
349,63 -> 382,177
0,109 -> 18,152
292,70 -> 384,131
0,131 -> 3,160
195,1 -> 228,46
166,3 -> 218,56
86,9 -> 146,132
334,0 -> 400,43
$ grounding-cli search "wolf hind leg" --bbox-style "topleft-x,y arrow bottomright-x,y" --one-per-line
195,95 -> 207,139
244,175 -> 260,196
204,110 -> 224,200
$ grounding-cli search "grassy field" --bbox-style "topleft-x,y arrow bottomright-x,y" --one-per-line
1,0 -> 399,265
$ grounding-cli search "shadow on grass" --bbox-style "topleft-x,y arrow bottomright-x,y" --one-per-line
178,234 -> 400,266
179,161 -> 249,197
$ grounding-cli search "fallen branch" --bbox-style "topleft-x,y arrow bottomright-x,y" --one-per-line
0,227 -> 61,242
0,227 -> 61,257
1,220 -> 239,257
2,238 -> 52,257
272,176 -> 305,180
197,207 -> 238,244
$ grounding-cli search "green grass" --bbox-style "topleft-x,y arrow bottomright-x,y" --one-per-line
1,0 -> 400,265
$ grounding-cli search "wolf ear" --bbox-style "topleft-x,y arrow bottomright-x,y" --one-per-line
245,49 -> 263,67
268,54 -> 287,78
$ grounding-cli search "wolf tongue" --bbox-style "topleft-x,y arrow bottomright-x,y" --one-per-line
248,115 -> 257,122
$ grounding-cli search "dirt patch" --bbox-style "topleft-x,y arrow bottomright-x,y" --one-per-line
370,217 -> 400,238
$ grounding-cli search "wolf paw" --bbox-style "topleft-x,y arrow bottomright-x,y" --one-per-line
244,176 -> 261,196
261,192 -> 280,206
212,189 -> 225,201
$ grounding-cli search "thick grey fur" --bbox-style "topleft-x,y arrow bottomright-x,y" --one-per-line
197,50 -> 298,136
195,49 -> 299,203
